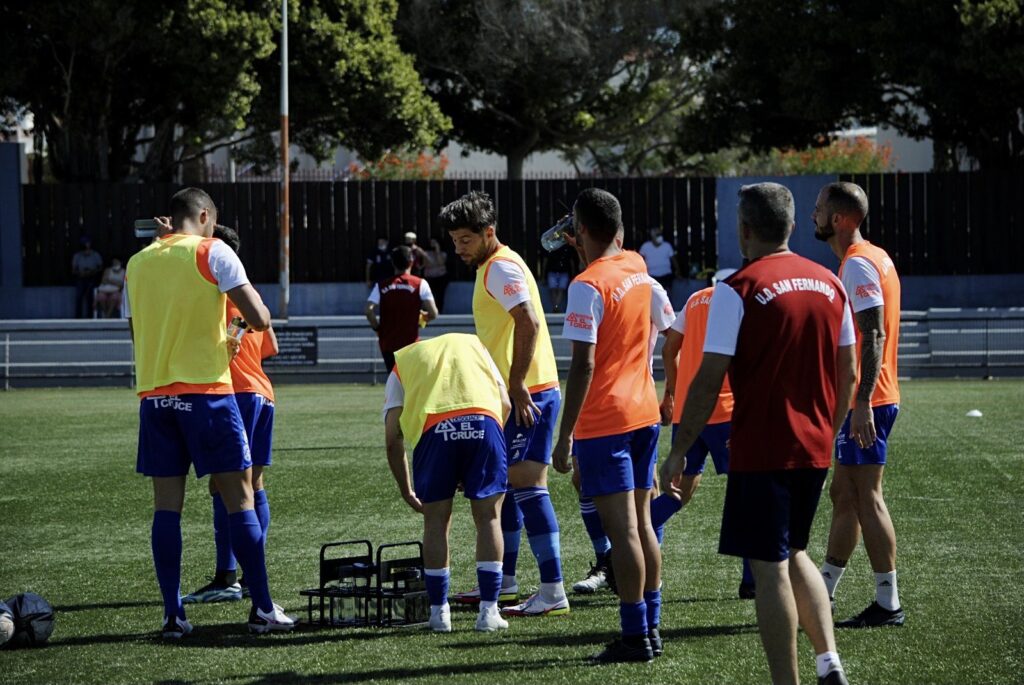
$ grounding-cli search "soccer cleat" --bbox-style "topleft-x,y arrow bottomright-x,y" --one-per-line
247,603 -> 296,634
452,583 -> 519,605
648,628 -> 663,657
605,555 -> 619,596
161,615 -> 193,640
501,592 -> 570,617
429,604 -> 452,633
182,578 -> 242,604
818,668 -> 850,685
836,601 -> 905,628
475,607 -> 509,632
572,561 -> 608,594
738,582 -> 756,600
591,636 -> 654,664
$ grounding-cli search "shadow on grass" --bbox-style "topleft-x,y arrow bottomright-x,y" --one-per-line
55,600 -> 163,613
207,658 -> 568,684
49,622 -> 391,649
440,622 -> 757,651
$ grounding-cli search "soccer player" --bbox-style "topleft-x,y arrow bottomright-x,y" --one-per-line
661,183 -> 856,685
365,246 -> 439,372
183,225 -> 279,605
813,181 -> 905,628
552,187 -> 662,663
126,188 -> 293,638
383,333 -> 512,633
658,274 -> 756,599
440,191 -> 568,618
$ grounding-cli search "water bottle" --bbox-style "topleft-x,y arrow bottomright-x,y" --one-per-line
226,316 -> 248,341
133,219 -> 160,238
541,213 -> 574,252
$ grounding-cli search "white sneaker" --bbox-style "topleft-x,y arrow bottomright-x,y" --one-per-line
475,606 -> 509,632
572,562 -> 609,594
501,592 -> 570,617
161,615 -> 193,639
248,603 -> 296,634
429,604 -> 452,633
452,583 -> 519,605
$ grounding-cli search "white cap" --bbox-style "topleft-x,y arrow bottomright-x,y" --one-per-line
404,231 -> 417,242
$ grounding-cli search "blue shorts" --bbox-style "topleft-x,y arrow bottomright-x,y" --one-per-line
719,468 -> 828,562
836,404 -> 899,466
413,414 -> 508,504
136,394 -> 251,479
574,424 -> 660,498
505,387 -> 560,467
672,422 -> 731,476
236,392 -> 275,467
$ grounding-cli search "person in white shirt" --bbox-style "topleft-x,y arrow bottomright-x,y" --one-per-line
638,228 -> 680,295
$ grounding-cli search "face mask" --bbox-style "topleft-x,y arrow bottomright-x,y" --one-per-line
653,236 -> 663,245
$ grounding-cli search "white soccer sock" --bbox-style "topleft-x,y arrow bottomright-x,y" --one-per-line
479,600 -> 498,613
501,574 -> 517,589
821,562 -> 846,597
539,581 -> 566,602
874,570 -> 900,610
816,651 -> 843,678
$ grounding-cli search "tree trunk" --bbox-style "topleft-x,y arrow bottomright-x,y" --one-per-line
506,152 -> 525,180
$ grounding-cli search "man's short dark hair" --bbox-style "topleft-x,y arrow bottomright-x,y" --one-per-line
390,245 -> 412,270
213,225 -> 240,254
737,183 -> 794,244
438,190 -> 496,234
823,182 -> 869,226
574,187 -> 622,244
170,187 -> 217,227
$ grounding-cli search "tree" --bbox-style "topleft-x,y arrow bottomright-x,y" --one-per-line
397,0 -> 703,179
0,0 -> 449,181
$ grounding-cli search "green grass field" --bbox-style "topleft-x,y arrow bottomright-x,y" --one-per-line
1,380 -> 1022,684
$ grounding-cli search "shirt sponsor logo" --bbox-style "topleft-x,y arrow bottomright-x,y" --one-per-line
434,418 -> 485,442
753,278 -> 837,305
611,272 -> 651,302
855,283 -> 881,299
503,281 -> 525,297
381,282 -> 417,294
148,396 -> 193,412
566,312 -> 593,330
690,294 -> 712,309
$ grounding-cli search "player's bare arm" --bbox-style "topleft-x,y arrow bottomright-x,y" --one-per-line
835,343 -> 858,440
422,297 -> 439,322
508,300 -> 541,428
852,304 -> 885,447
364,301 -> 380,330
552,341 -> 595,474
660,329 -> 683,425
384,407 -> 423,513
226,283 -> 271,331
661,352 -> 731,497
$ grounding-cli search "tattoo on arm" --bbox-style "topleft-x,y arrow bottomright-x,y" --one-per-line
855,306 -> 885,402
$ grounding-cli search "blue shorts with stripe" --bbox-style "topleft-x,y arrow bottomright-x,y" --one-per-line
235,392 -> 275,467
836,404 -> 899,466
672,421 -> 732,476
574,424 -> 660,498
413,414 -> 508,504
136,394 -> 251,479
505,387 -> 560,466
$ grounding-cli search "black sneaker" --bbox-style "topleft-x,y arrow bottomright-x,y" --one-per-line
818,668 -> 850,685
738,582 -> 756,600
836,601 -> 905,628
591,636 -> 654,664
647,628 -> 663,657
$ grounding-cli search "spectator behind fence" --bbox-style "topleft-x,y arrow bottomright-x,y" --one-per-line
638,227 -> 680,295
366,235 -> 392,287
94,257 -> 126,318
72,236 -> 103,318
404,231 -> 428,275
422,238 -> 450,313
365,246 -> 439,372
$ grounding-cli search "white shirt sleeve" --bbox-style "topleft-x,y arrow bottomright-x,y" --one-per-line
123,283 -> 132,317
839,298 -> 856,346
841,256 -> 884,313
670,306 -> 686,333
650,280 -> 676,332
419,279 -> 434,301
485,259 -> 531,311
208,240 -> 249,293
367,284 -> 381,305
561,281 -> 603,344
703,282 -> 744,356
382,371 -> 405,420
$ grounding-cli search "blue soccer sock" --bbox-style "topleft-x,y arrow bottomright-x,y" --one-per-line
619,600 -> 648,637
650,493 -> 684,545
644,589 -> 662,630
228,509 -> 273,613
742,558 -> 755,586
476,561 -> 503,610
579,497 -> 611,559
253,488 -> 270,547
152,510 -> 185,621
500,494 -> 523,582
211,493 -> 237,577
514,486 -> 563,584
424,568 -> 450,608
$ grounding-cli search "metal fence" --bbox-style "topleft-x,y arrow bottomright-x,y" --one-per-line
3,310 -> 1021,390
